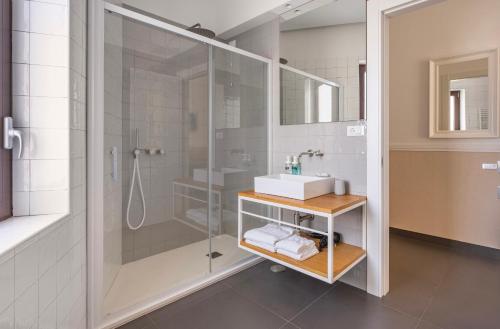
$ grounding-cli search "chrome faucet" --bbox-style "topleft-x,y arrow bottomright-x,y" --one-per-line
298,149 -> 323,158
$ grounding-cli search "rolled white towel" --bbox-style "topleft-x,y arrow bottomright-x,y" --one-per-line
277,245 -> 319,261
245,239 -> 276,253
275,234 -> 316,254
243,224 -> 294,246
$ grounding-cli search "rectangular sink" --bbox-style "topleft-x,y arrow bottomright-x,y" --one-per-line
254,174 -> 333,200
193,168 -> 247,187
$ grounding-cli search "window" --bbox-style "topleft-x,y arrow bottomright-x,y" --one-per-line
0,0 -> 12,220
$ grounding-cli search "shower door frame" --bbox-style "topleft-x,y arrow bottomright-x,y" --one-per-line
88,1 -> 273,328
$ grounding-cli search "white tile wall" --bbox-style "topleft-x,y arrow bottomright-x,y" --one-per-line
29,33 -> 69,67
2,1 -> 88,329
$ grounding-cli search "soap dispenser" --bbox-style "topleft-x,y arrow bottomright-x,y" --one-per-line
285,155 -> 293,174
291,156 -> 301,175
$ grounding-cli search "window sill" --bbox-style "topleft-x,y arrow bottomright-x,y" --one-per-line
0,213 -> 69,256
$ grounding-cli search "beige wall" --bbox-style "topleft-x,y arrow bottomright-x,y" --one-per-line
389,0 -> 500,249
390,151 -> 500,249
389,0 -> 500,151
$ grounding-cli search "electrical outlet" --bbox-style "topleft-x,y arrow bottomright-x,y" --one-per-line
347,125 -> 365,137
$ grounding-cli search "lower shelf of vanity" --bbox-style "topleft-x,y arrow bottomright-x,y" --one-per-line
239,240 -> 366,282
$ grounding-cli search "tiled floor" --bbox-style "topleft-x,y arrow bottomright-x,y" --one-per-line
119,233 -> 500,329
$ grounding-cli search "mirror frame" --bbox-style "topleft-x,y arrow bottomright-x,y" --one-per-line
429,49 -> 499,138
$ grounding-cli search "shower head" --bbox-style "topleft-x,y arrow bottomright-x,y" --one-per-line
187,23 -> 216,39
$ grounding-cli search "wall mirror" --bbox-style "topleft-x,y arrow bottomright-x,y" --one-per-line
280,65 -> 342,125
279,0 -> 366,125
429,49 -> 499,138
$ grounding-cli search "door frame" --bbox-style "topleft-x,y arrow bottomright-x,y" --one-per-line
366,0 -> 444,297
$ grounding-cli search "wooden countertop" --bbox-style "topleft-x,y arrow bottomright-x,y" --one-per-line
238,190 -> 366,214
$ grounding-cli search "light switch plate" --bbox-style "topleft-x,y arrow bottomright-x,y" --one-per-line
497,186 -> 500,199
347,125 -> 366,137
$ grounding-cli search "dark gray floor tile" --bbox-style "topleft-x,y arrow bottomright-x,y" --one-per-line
222,259 -> 270,288
146,280 -> 230,325
442,253 -> 500,298
149,288 -> 286,329
416,320 -> 444,329
229,262 -> 332,320
390,235 -> 453,285
281,322 -> 302,329
119,316 -> 156,329
293,283 -> 418,329
422,252 -> 500,329
382,269 -> 437,317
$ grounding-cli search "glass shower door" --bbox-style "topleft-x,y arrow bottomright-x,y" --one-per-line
208,46 -> 269,273
103,11 -> 214,315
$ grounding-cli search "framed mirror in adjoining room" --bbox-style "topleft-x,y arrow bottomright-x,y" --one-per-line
429,49 -> 499,138
279,0 -> 367,125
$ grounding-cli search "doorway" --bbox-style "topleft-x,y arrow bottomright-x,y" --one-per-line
378,0 -> 500,328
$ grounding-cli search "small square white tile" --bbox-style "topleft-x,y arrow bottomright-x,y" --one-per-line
29,128 -> 69,160
13,160 -> 30,192
0,256 -> 14,314
13,191 -> 30,216
12,96 -> 29,128
56,252 -> 71,295
12,0 -> 29,32
70,13 -> 84,47
30,33 -> 69,67
38,265 -> 57,314
12,31 -> 29,64
29,190 -> 69,215
30,1 -> 69,36
30,97 -> 69,129
14,239 -> 38,298
30,160 -> 69,191
12,64 -> 29,96
14,282 -> 38,329
38,227 -> 59,276
30,65 -> 69,98
38,299 -> 56,329
0,304 -> 14,329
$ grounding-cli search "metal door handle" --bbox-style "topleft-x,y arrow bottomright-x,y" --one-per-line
481,161 -> 500,173
3,117 -> 23,158
111,146 -> 118,182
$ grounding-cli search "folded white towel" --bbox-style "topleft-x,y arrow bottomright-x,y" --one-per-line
275,234 -> 316,254
243,224 -> 294,246
277,245 -> 319,261
245,239 -> 276,253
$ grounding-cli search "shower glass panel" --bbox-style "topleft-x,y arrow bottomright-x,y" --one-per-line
101,6 -> 269,320
103,13 -> 213,315
209,47 -> 269,273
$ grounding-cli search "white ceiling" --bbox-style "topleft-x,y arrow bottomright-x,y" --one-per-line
280,0 -> 366,31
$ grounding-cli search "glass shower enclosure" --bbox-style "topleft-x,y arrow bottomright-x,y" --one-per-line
91,2 -> 271,327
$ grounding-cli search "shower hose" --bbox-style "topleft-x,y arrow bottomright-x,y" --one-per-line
126,149 -> 146,230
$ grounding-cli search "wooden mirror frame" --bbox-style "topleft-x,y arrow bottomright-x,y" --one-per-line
429,49 -> 499,138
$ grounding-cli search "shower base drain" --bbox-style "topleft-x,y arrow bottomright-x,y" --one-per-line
206,251 -> 223,259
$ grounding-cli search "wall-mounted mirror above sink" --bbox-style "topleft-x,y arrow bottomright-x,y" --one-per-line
279,0 -> 367,125
280,65 -> 343,125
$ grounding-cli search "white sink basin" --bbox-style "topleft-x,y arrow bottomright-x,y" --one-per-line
193,167 -> 247,187
254,174 -> 333,200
